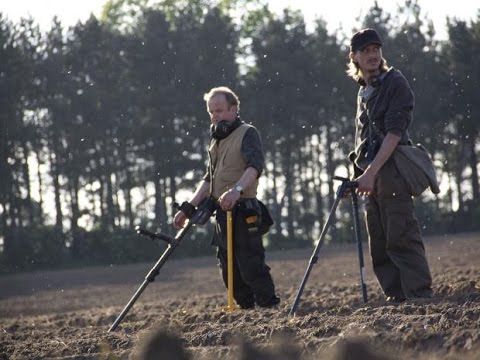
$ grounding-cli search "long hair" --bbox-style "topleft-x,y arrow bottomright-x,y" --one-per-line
346,57 -> 390,86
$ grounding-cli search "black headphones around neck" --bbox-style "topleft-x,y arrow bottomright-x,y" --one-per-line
210,117 -> 242,140
368,70 -> 389,88
369,75 -> 382,88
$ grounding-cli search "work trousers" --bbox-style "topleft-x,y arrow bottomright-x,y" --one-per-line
213,200 -> 277,307
366,159 -> 433,299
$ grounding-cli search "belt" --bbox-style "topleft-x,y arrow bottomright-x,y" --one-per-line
237,198 -> 258,209
215,198 -> 258,212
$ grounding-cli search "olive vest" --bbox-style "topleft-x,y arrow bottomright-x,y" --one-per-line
209,123 -> 258,199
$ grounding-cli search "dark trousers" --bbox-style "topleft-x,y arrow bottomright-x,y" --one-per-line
366,159 -> 433,299
213,202 -> 277,307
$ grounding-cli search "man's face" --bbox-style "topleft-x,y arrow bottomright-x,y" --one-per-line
207,94 -> 237,126
351,44 -> 382,75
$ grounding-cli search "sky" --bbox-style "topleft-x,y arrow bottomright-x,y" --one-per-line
1,0 -> 479,41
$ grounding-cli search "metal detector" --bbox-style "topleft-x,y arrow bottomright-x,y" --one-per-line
108,197 -> 216,332
288,176 -> 367,317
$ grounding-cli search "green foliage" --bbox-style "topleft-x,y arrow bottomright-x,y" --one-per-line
0,224 -> 214,273
69,227 -> 159,265
1,1 -> 479,273
100,0 -> 150,31
0,225 -> 66,272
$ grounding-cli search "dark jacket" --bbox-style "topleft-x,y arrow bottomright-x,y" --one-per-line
351,67 -> 414,173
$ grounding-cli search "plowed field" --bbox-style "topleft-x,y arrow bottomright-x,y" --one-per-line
1,232 -> 479,359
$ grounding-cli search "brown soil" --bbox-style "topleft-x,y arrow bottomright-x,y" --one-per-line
0,232 -> 479,360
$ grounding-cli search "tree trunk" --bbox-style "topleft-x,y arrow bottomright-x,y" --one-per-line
284,143 -> 295,242
468,137 -> 479,201
166,175 -> 175,223
154,175 -> 164,226
49,138 -> 63,231
105,169 -> 116,230
35,151 -> 44,224
444,161 -> 454,213
325,126 -> 336,241
299,144 -> 311,242
124,169 -> 133,229
69,174 -> 81,257
98,175 -> 106,229
70,175 -> 80,232
21,142 -> 34,225
312,139 -> 324,240
270,150 -> 282,237
102,139 -> 115,230
454,161 -> 464,212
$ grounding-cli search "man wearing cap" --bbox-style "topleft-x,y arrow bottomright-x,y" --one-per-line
346,28 -> 433,303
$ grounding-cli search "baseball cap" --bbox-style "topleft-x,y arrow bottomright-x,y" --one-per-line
350,28 -> 383,52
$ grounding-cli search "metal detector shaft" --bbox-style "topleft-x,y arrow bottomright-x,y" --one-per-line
288,178 -> 350,317
351,191 -> 368,302
108,223 -> 193,332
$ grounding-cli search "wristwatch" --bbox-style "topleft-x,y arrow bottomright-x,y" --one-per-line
233,184 -> 244,195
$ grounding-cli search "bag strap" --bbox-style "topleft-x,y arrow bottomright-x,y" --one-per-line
364,89 -> 383,161
207,140 -> 216,195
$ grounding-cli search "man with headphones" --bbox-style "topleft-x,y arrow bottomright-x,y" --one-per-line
173,86 -> 280,309
346,29 -> 433,303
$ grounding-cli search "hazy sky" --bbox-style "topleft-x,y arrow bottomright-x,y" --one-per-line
1,0 -> 478,40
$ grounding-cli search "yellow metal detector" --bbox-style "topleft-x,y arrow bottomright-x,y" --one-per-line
225,210 -> 237,311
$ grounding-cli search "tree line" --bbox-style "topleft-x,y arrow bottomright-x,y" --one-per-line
1,0 -> 479,272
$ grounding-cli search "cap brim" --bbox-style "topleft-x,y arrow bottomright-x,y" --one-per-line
359,41 -> 383,50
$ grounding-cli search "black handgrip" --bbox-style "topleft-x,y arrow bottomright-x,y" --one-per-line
333,176 -> 359,188
135,226 -> 175,244
135,226 -> 154,237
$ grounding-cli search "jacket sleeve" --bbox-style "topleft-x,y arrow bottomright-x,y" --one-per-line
240,127 -> 265,177
383,74 -> 414,137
